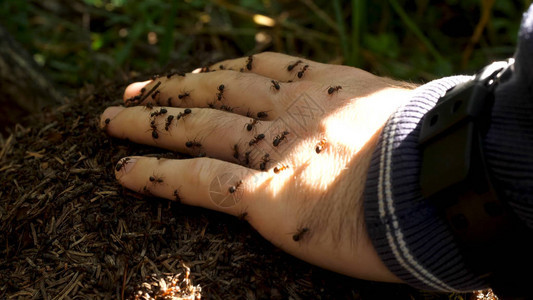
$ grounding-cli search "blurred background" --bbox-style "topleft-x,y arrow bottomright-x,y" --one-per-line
0,0 -> 530,96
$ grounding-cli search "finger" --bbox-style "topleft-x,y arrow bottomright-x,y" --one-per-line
115,156 -> 266,218
123,70 -> 290,120
101,105 -> 288,167
208,52 -> 329,83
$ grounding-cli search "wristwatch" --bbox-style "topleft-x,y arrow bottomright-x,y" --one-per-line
418,59 -> 533,297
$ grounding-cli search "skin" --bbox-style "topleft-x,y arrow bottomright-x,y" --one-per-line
100,52 -> 417,283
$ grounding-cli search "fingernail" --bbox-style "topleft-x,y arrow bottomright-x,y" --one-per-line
100,106 -> 125,129
115,157 -> 137,176
124,80 -> 152,101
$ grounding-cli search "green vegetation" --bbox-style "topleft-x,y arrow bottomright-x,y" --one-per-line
0,0 -> 529,93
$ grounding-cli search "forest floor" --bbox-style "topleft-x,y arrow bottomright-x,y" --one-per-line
0,63 -> 492,299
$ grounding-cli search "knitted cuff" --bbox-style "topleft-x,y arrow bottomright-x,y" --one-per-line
363,76 -> 489,292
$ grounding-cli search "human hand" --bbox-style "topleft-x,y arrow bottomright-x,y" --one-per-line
100,52 -> 414,283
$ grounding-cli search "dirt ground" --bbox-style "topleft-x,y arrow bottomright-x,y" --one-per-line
0,65 -> 487,299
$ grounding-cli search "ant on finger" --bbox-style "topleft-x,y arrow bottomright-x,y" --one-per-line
228,180 -> 243,193
273,164 -> 289,174
149,120 -> 160,139
287,60 -> 303,71
246,55 -> 254,71
292,227 -> 309,242
115,157 -> 131,172
315,138 -> 327,153
244,151 -> 251,166
273,131 -> 289,147
149,174 -> 164,184
185,139 -> 202,148
297,65 -> 309,79
259,153 -> 270,171
177,108 -> 192,120
257,111 -> 269,119
232,144 -> 240,160
249,133 -> 265,146
271,80 -> 280,91
245,119 -> 259,131
164,115 -> 174,131
173,189 -> 182,203
178,91 -> 190,100
216,84 -> 225,101
150,108 -> 168,117
327,86 -> 342,95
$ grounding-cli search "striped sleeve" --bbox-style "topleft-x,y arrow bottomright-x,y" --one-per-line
363,76 -> 489,292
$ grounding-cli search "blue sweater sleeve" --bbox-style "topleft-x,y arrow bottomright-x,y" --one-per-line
363,4 -> 533,292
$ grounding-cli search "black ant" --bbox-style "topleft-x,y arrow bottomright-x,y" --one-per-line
166,72 -> 176,79
104,118 -> 110,127
271,80 -> 280,91
257,111 -> 268,119
150,108 -> 168,117
178,91 -> 190,100
232,144 -> 239,160
177,108 -> 192,120
145,102 -> 154,110
297,65 -> 309,79
246,55 -> 253,70
273,164 -> 289,174
287,60 -> 303,71
292,227 -> 309,242
139,81 -> 161,102
149,174 -> 164,184
273,131 -> 289,147
115,157 -> 131,172
164,115 -> 174,131
125,95 -> 141,106
259,153 -> 270,171
219,65 -> 225,70
149,120 -> 160,139
207,101 -> 216,109
167,98 -> 173,106
173,189 -> 181,203
220,104 -> 234,112
238,211 -> 248,221
141,186 -> 152,196
216,84 -> 225,101
249,133 -> 265,146
228,180 -> 243,193
151,90 -> 160,101
327,86 -> 342,94
315,138 -> 327,153
246,119 -> 259,131
185,140 -> 202,148
244,151 -> 251,166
